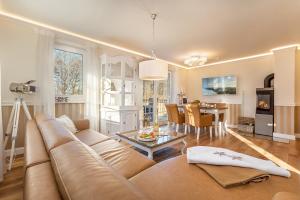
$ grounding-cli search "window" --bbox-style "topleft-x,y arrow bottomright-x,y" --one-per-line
54,48 -> 84,102
143,72 -> 172,126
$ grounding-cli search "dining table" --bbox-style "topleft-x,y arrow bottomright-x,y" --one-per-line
178,104 -> 228,136
200,106 -> 228,136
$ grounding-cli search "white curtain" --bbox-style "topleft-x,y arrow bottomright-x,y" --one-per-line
35,29 -> 55,117
85,46 -> 100,131
0,65 -> 4,181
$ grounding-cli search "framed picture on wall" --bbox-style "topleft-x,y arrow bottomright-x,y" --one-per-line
202,75 -> 237,96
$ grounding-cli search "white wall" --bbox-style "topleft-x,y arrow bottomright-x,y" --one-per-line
170,66 -> 187,103
0,18 -> 38,105
185,56 -> 274,118
273,47 -> 297,106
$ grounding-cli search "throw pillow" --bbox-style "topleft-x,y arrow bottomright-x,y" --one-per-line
56,115 -> 78,133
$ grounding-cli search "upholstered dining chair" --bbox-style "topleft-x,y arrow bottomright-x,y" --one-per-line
165,104 -> 185,132
165,104 -> 174,126
190,103 -> 213,140
213,103 -> 227,133
191,100 -> 200,104
183,104 -> 194,134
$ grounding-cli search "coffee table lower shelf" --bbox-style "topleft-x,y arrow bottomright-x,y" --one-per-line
118,136 -> 187,160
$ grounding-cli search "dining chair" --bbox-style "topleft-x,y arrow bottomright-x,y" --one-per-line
183,104 -> 196,134
165,104 -> 174,126
190,103 -> 213,140
165,104 -> 185,132
214,103 -> 227,134
191,100 -> 200,104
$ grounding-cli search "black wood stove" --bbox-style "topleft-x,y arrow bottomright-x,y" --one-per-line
255,74 -> 274,136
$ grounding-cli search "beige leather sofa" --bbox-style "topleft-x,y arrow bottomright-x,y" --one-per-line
24,113 -> 154,200
24,113 -> 300,200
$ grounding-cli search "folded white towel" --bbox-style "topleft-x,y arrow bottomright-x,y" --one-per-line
187,146 -> 291,177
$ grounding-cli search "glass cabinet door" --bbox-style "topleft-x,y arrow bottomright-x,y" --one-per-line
101,55 -> 137,108
124,80 -> 135,93
125,94 -> 135,106
125,62 -> 134,79
102,79 -> 122,93
109,60 -> 122,78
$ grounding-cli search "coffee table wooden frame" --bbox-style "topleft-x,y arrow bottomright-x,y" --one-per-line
117,132 -> 187,160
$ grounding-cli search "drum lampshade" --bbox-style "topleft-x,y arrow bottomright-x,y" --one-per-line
139,59 -> 168,80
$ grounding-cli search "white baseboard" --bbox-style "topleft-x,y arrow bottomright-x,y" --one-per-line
273,132 -> 296,141
5,147 -> 24,157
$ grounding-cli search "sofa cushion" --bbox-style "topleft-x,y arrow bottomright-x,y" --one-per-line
130,155 -> 300,200
75,129 -> 110,146
24,162 -> 61,200
91,139 -> 155,178
50,141 -> 148,200
38,120 -> 77,152
25,120 -> 50,168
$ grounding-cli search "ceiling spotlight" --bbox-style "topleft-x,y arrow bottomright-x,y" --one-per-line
184,55 -> 208,67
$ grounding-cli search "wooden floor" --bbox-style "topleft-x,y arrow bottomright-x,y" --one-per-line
0,156 -> 24,200
0,128 -> 299,200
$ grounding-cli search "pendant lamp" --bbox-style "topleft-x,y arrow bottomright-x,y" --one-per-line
139,13 -> 168,80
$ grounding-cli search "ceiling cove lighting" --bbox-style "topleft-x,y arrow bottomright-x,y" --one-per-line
0,10 -> 299,70
0,10 -> 188,69
271,44 -> 300,51
188,44 -> 300,69
187,52 -> 273,69
139,13 -> 168,80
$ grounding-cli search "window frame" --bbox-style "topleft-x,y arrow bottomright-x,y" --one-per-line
54,44 -> 86,103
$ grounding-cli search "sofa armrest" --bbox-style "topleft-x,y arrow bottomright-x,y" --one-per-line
73,119 -> 90,131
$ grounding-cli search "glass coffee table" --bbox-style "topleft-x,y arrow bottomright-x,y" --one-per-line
116,129 -> 187,160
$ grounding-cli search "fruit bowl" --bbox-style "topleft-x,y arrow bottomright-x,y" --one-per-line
137,131 -> 156,142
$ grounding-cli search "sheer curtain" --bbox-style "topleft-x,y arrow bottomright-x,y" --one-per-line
85,46 -> 100,131
0,65 -> 4,181
35,29 -> 56,117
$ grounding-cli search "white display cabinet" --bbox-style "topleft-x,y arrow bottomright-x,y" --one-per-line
100,54 -> 140,136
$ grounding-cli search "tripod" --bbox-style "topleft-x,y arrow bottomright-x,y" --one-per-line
4,95 -> 32,170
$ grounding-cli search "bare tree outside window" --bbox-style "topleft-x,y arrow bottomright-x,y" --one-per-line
54,49 -> 83,96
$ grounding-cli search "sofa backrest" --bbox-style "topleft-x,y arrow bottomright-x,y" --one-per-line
25,120 -> 50,168
50,141 -> 147,200
25,117 -> 62,200
35,112 -> 54,127
37,119 -> 78,152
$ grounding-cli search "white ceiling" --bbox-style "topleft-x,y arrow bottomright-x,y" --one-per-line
2,0 -> 300,66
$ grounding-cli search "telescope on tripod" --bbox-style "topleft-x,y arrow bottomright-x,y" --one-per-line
4,80 -> 36,170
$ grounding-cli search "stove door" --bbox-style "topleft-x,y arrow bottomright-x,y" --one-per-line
255,114 -> 273,136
